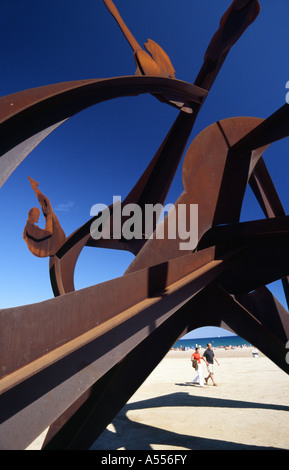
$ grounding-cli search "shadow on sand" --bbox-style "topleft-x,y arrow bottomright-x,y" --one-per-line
91,392 -> 288,450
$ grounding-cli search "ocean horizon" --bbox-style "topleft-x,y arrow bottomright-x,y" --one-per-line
173,335 -> 252,350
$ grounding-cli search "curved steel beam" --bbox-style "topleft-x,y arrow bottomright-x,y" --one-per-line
49,109 -> 198,295
125,116 -> 268,274
0,246 -> 232,449
197,216 -> 289,294
42,281 -> 289,450
185,285 -> 289,375
236,286 -> 289,345
48,116 -> 267,295
249,157 -> 289,309
0,75 -> 207,188
42,303 -> 192,450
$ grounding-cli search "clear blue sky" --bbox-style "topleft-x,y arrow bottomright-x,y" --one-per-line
1,1 -> 289,339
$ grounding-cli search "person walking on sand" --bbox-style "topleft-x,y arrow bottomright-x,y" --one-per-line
203,343 -> 220,386
191,347 -> 205,387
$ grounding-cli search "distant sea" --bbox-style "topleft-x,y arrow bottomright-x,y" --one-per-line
173,335 -> 252,350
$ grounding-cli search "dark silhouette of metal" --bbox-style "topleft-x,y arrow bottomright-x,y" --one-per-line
0,0 -> 288,450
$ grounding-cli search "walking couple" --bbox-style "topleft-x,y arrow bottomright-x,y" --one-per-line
191,343 -> 220,387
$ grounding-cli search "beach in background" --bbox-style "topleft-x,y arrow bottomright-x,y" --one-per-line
27,343 -> 289,451
91,348 -> 289,451
172,334 -> 251,350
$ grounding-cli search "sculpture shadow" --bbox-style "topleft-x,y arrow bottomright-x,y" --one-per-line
172,389 -> 289,412
91,392 -> 288,450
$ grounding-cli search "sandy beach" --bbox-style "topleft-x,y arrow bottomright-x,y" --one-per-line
27,347 -> 289,451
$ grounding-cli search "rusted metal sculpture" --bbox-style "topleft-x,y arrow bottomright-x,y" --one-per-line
103,0 -> 176,78
0,0 -> 289,450
23,177 -> 66,257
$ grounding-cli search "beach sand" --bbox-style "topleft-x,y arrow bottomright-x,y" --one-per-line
27,347 -> 289,450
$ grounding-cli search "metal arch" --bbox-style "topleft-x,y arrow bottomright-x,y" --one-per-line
0,75 -> 207,188
2,0 -> 289,451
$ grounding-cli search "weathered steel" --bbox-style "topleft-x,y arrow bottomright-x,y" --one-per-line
41,303 -> 196,449
125,116 -> 268,274
23,177 -> 66,258
49,110 -> 199,295
0,248 -> 233,449
184,285 -> 289,375
0,76 -> 206,188
1,0 -> 289,451
249,158 -> 289,308
23,115 -> 289,448
103,0 -> 176,79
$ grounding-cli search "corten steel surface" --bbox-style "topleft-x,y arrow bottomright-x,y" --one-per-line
0,0 -> 289,450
